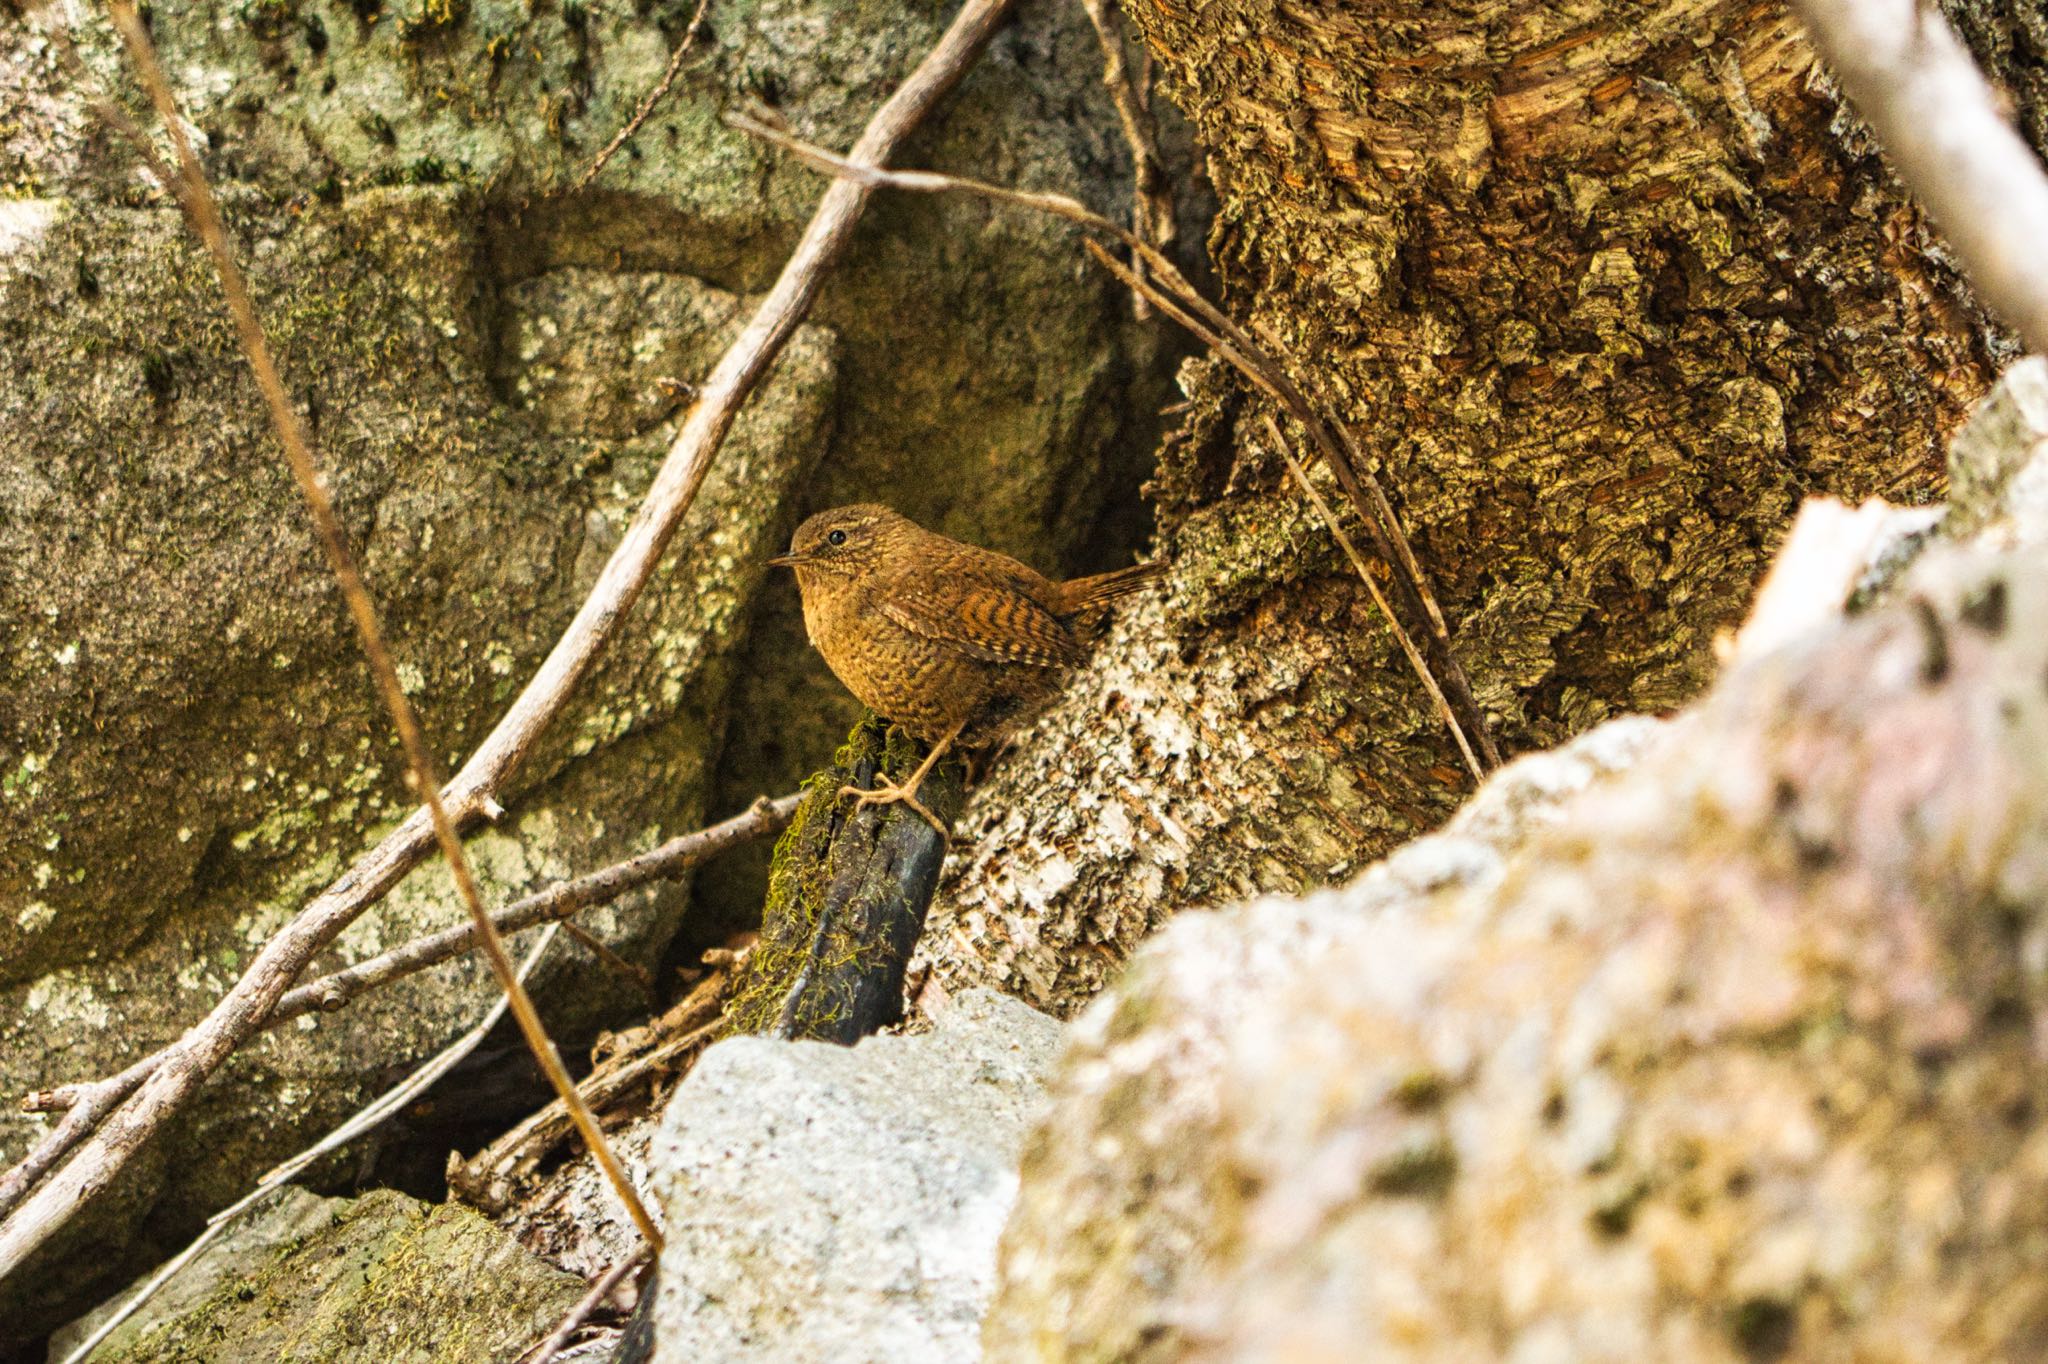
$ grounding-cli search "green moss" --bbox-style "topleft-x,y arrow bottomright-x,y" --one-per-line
725,713 -> 963,1037
1366,1137 -> 1458,1198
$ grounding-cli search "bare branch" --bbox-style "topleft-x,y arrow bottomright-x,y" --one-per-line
1076,0 -> 1174,318
104,0 -> 664,1258
54,927 -> 564,1364
519,1249 -> 649,1364
1792,0 -> 2048,355
0,0 -> 1014,1271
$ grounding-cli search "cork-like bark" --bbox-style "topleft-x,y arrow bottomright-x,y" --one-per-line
927,0 -> 2013,1014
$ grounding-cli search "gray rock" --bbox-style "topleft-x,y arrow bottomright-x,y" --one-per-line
649,988 -> 1061,1363
1945,354 -> 2048,547
48,1186 -> 585,1364
0,185 -> 832,1328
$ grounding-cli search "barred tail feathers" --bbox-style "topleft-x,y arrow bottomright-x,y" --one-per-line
1054,559 -> 1165,616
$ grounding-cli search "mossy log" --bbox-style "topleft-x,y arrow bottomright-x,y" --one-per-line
725,716 -> 965,1042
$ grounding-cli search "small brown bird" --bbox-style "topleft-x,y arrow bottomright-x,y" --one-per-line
769,504 -> 1162,830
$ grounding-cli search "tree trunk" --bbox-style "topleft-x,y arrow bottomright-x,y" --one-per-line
927,0 -> 2014,1014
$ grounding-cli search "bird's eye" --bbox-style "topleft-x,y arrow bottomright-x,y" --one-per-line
827,529 -> 847,547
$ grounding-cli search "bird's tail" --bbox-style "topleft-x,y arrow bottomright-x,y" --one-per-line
1057,559 -> 1165,616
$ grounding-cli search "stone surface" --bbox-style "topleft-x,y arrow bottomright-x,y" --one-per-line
47,1185 -> 337,1363
1,0 -> 1180,1333
0,185 -> 833,1329
649,988 -> 1061,1363
50,1187 -> 585,1364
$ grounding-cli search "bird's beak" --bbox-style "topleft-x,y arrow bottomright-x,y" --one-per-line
767,551 -> 805,569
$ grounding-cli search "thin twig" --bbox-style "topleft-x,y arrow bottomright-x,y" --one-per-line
1264,415 -> 1482,781
520,1249 -> 650,1364
56,926 -> 564,1364
727,115 -> 1500,776
1,795 -> 794,1225
1076,0 -> 1173,318
0,0 -> 1016,1274
1792,0 -> 2048,356
570,0 -> 715,193
272,795 -> 796,1023
105,0 -> 664,1257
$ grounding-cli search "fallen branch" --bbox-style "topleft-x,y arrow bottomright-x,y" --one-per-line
452,958 -> 738,1212
1,791 -> 795,1216
1792,0 -> 2048,356
519,1248 -> 650,1364
726,115 -> 1500,776
117,0 -> 666,1253
0,0 -> 1015,1274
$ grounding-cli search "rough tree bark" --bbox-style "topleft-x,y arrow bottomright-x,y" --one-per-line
925,0 -> 2025,1014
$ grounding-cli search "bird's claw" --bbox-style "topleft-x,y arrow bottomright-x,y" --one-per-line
837,779 -> 947,835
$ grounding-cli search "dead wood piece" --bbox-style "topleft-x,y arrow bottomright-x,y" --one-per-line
451,963 -> 736,1214
725,715 -> 966,1043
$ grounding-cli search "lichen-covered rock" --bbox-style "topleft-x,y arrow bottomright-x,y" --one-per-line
0,183 -> 831,1329
649,988 -> 1061,1363
51,1186 -> 585,1364
985,536 -> 2048,1360
1944,354 -> 2048,547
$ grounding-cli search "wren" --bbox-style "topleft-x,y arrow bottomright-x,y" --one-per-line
768,504 -> 1162,831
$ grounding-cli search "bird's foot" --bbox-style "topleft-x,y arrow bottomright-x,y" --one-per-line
838,777 -> 947,835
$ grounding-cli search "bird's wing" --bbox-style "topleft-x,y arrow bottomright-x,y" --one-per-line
879,573 -> 1082,668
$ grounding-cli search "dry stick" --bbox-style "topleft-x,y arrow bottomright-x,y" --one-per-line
1076,0 -> 1173,319
1264,415 -> 1482,781
0,0 -> 1015,1278
272,795 -> 797,1022
1792,0 -> 2048,357
1,794 -> 794,1227
55,927 -> 565,1364
570,0 -> 715,193
104,0 -> 663,1257
521,1249 -> 651,1364
727,117 -> 1499,775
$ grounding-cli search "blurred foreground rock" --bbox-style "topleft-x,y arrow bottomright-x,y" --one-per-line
649,988 -> 1059,1363
984,364 -> 2048,1360
47,1186 -> 583,1364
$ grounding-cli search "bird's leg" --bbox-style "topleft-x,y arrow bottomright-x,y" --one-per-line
839,720 -> 965,835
